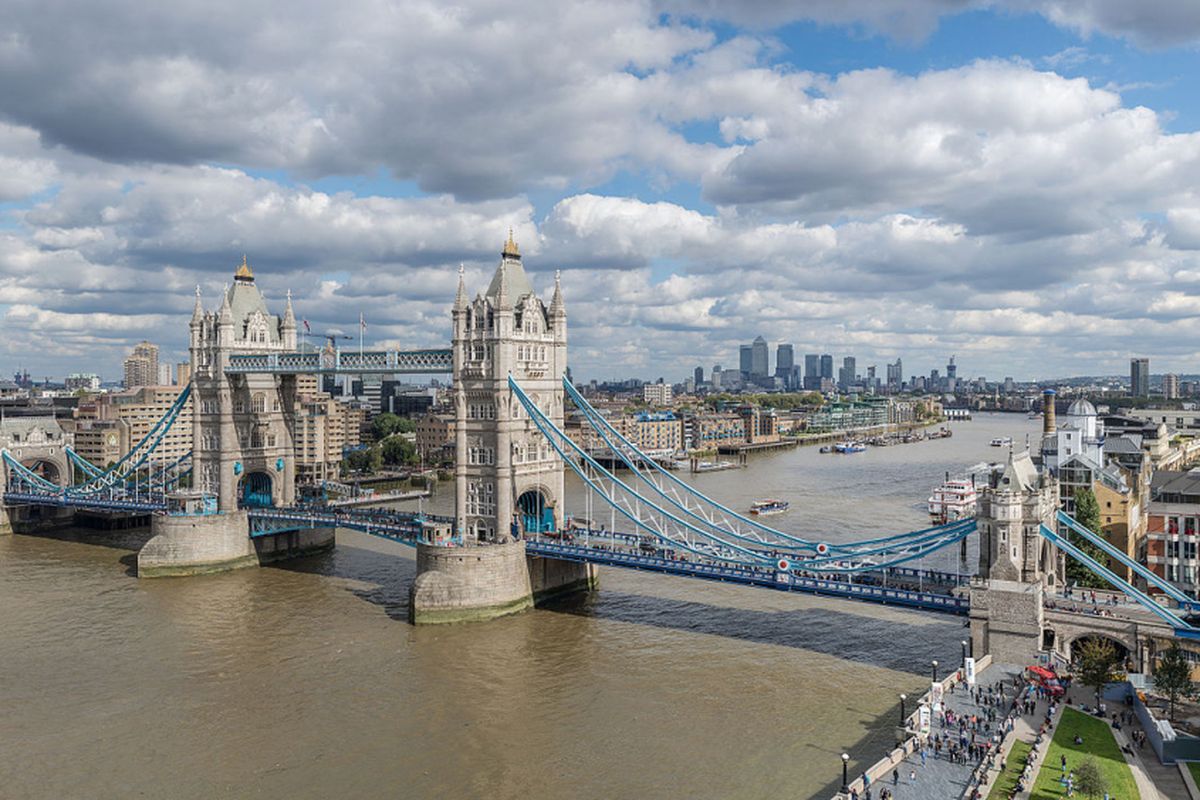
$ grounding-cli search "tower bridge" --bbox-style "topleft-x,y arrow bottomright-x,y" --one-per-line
2,235 -> 1197,669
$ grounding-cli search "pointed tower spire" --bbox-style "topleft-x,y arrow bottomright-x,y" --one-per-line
282,288 -> 296,327
495,257 -> 511,310
502,227 -> 520,259
454,263 -> 467,311
549,269 -> 565,317
218,283 -> 233,322
191,284 -> 204,322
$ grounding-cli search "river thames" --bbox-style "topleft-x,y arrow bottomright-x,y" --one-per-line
0,413 -> 1041,799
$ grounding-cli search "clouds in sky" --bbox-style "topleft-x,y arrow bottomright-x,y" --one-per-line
2,0 -> 1200,381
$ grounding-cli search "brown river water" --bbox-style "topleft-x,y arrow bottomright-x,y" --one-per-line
0,413 -> 1041,799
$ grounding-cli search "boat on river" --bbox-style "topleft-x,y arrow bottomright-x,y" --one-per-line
928,478 -> 978,522
749,499 -> 789,516
833,441 -> 867,453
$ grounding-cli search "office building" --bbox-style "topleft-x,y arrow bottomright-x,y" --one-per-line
775,344 -> 793,382
946,356 -> 956,382
886,359 -> 902,390
64,373 -> 101,392
838,356 -> 856,390
803,354 -> 820,390
122,341 -> 160,389
70,385 -> 193,467
751,336 -> 769,378
739,345 -> 753,376
820,354 -> 833,382
711,364 -> 722,390
1164,373 -> 1180,400
694,366 -> 704,387
1131,357 -> 1150,397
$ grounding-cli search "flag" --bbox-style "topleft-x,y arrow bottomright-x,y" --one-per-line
360,312 -> 366,331
302,319 -> 311,333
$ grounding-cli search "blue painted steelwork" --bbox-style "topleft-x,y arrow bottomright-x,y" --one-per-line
247,506 -> 454,541
1037,523 -> 1194,633
525,539 -> 969,615
514,376 -> 974,573
225,349 -> 452,375
239,471 -> 273,508
2,491 -> 166,513
1055,510 -> 1200,610
563,376 -> 960,555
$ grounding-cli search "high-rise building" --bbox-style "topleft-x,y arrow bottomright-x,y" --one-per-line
1131,358 -> 1150,397
694,365 -> 704,386
838,356 -> 857,390
820,354 -> 833,381
739,345 -> 753,376
886,359 -> 902,390
751,336 -> 769,378
803,354 -> 820,391
177,362 -> 192,386
775,343 -> 793,378
69,385 -> 194,467
711,363 -> 722,390
157,363 -> 173,386
122,341 -> 160,389
643,382 -> 673,406
1163,373 -> 1180,400
946,356 -> 957,381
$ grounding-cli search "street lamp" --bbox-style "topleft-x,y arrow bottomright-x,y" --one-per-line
961,640 -> 968,668
841,752 -> 850,793
932,659 -> 939,683
899,693 -> 907,725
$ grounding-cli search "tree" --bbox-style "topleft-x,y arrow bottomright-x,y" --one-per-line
1075,637 -> 1126,706
1154,642 -> 1198,722
371,413 -> 413,440
342,446 -> 382,475
1073,758 -> 1107,800
1066,487 -> 1109,589
380,436 -> 417,467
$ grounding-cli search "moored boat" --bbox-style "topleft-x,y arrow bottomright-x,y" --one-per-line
833,441 -> 867,453
990,436 -> 1012,447
928,478 -> 978,522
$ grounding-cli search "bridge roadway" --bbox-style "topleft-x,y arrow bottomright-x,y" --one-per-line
4,488 -> 971,613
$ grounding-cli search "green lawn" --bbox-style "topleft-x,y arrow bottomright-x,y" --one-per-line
986,739 -> 1032,799
1188,761 -> 1200,787
1029,707 -> 1138,799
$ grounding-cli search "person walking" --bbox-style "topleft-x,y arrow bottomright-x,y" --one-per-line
892,768 -> 898,786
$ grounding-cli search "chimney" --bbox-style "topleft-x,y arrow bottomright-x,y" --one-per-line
1043,389 -> 1056,435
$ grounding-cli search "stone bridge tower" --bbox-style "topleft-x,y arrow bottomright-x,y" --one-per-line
189,257 -> 298,512
451,231 -> 567,542
969,450 -> 1062,663
408,233 -> 595,624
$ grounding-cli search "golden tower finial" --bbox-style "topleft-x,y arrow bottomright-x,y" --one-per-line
235,254 -> 254,281
502,227 -> 520,258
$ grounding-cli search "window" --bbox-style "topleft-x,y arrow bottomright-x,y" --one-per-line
252,393 -> 266,413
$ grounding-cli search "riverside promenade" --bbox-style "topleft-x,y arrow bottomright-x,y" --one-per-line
835,658 -> 1022,800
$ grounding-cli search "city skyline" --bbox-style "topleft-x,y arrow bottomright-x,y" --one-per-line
5,4 -> 1200,381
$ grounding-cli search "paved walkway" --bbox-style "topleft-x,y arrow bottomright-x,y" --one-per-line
855,664 -> 1022,800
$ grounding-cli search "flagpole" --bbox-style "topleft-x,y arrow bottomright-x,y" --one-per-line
359,312 -> 364,359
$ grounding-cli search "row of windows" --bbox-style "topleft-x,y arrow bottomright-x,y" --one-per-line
1166,540 -> 1199,560
468,447 -> 495,465
466,481 -> 495,516
514,443 -> 552,464
198,396 -> 280,414
518,345 -> 546,362
467,404 -> 496,420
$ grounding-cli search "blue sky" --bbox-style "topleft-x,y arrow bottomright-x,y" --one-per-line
2,1 -> 1200,383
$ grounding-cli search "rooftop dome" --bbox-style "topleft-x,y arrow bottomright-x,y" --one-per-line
1067,398 -> 1097,417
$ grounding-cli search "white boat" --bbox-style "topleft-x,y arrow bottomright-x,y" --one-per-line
749,499 -> 789,516
928,479 -> 978,522
833,441 -> 867,453
990,437 -> 1012,447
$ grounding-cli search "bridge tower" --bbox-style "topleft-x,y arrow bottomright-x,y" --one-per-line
452,231 -> 567,542
969,450 -> 1062,663
189,257 -> 298,512
408,233 -> 595,623
0,418 -> 73,535
139,257 -> 309,577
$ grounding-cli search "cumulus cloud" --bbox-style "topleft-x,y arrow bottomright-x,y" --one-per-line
3,1 -> 1200,381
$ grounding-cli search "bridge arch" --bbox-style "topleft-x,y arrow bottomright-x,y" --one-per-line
1067,632 -> 1133,667
238,471 -> 274,509
517,486 -> 555,534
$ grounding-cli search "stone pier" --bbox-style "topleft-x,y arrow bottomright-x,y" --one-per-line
409,540 -> 597,625
138,511 -> 336,577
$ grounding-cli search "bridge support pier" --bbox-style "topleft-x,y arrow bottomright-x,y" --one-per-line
409,540 -> 597,625
252,526 -> 336,565
0,506 -> 12,536
138,511 -> 260,578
